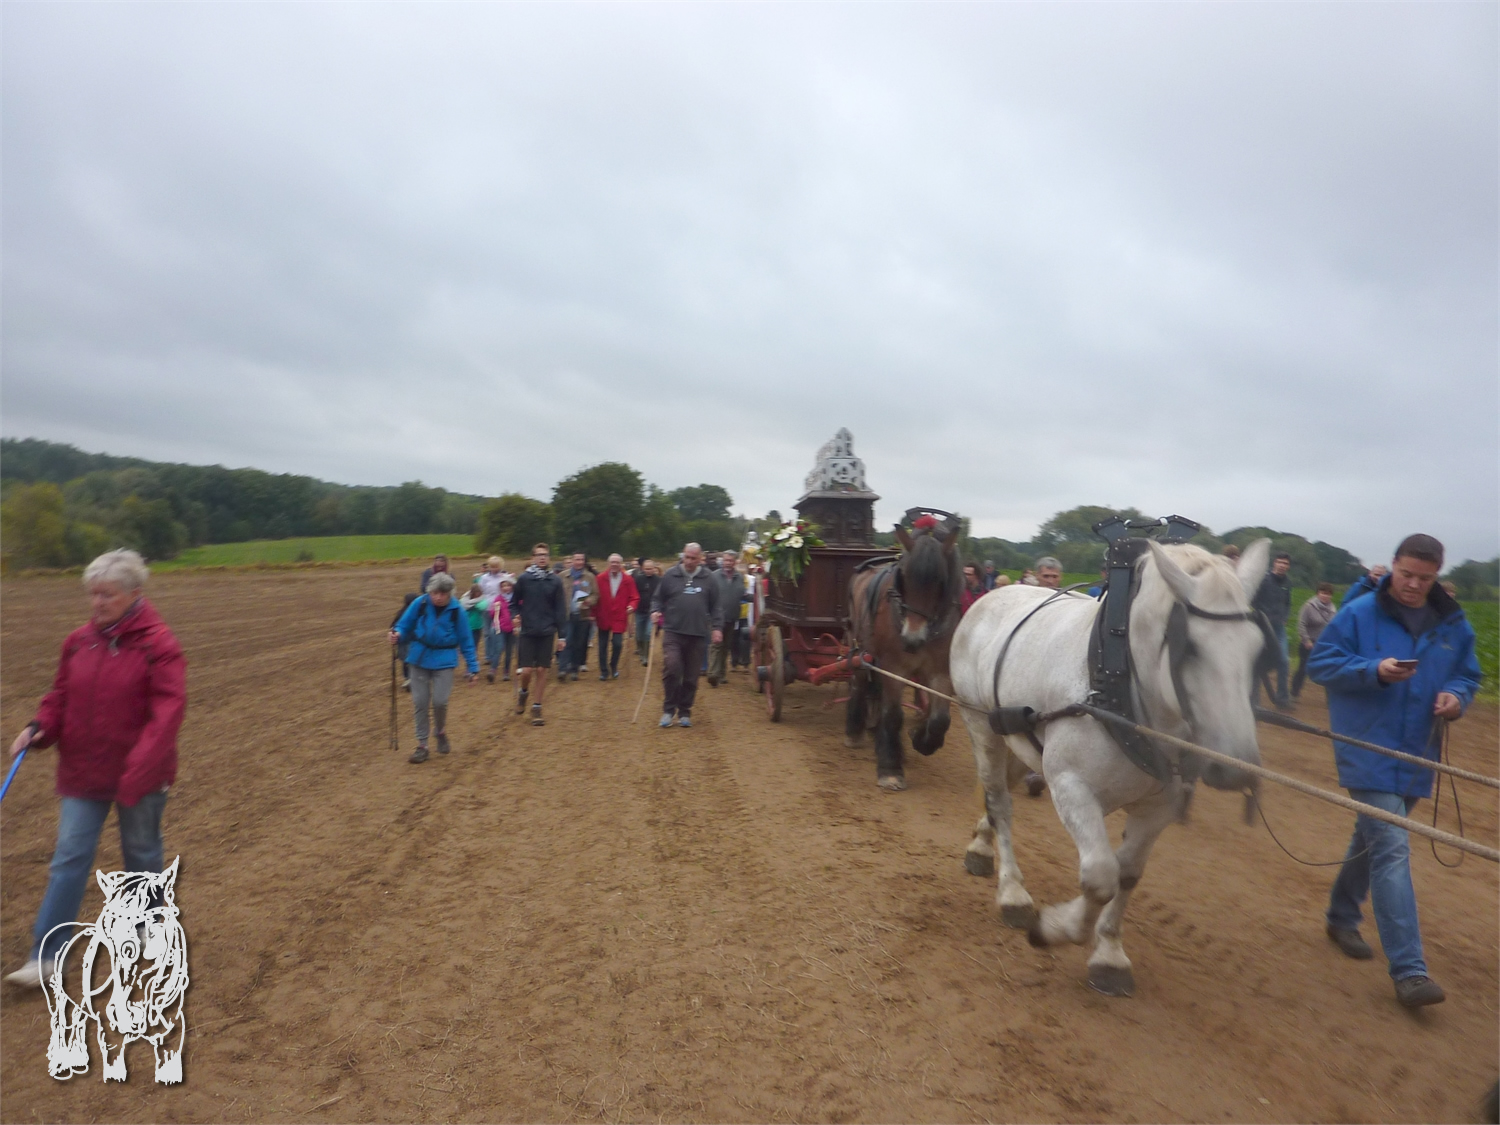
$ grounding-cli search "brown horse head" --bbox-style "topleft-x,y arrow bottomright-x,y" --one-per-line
891,522 -> 960,651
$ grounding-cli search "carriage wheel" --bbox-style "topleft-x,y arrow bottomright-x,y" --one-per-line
765,625 -> 785,722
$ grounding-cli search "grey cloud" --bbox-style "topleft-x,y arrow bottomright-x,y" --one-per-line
3,3 -> 1494,562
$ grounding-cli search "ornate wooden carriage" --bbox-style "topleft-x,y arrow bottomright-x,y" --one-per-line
754,431 -> 893,720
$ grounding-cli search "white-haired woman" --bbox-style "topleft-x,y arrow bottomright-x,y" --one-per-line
476,555 -> 508,682
4,549 -> 186,988
389,572 -> 479,763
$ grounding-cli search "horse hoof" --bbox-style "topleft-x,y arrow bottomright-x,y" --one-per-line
1026,921 -> 1049,948
1086,964 -> 1135,997
963,851 -> 994,878
1001,903 -> 1038,930
877,774 -> 907,792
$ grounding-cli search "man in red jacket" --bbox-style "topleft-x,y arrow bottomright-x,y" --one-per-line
5,549 -> 186,989
593,553 -> 639,681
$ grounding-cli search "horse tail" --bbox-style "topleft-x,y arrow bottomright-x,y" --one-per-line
43,925 -> 96,1079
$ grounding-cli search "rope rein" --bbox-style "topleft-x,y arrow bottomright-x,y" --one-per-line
849,659 -> 1499,864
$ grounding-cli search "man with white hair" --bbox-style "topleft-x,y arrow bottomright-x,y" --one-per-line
1034,556 -> 1063,589
593,553 -> 639,681
651,543 -> 724,728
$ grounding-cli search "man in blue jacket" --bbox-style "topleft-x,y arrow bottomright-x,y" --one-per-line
390,572 -> 479,764
1309,533 -> 1482,1009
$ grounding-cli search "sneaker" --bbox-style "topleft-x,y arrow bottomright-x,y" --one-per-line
502,672 -> 510,682
409,745 -> 429,764
1395,975 -> 1445,1008
1326,925 -> 1374,960
436,733 -> 451,755
486,670 -> 495,684
659,713 -> 674,728
678,715 -> 692,728
5,959 -> 54,989
600,672 -> 609,681
516,689 -> 528,715
402,679 -> 411,692
571,671 -> 579,682
531,704 -> 545,727
612,671 -> 620,680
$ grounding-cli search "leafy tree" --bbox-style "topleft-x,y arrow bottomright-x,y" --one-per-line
1312,540 -> 1366,585
624,485 -> 684,560
1222,526 -> 1322,587
119,495 -> 188,560
553,463 -> 644,558
1447,558 -> 1499,601
383,481 -> 444,534
682,519 -> 738,552
669,484 -> 733,522
476,494 -> 554,557
1035,505 -> 1147,549
2,482 -> 70,568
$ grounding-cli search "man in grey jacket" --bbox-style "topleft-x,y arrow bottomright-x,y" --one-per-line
1292,581 -> 1336,699
651,543 -> 723,728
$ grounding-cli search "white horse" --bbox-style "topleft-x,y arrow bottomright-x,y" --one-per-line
952,540 -> 1270,996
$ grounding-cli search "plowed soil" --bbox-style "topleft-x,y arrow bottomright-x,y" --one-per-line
2,565 -> 1496,1123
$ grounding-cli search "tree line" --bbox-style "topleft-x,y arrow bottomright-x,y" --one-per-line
0,439 -> 745,570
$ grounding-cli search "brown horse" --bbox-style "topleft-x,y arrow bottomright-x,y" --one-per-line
845,511 -> 962,790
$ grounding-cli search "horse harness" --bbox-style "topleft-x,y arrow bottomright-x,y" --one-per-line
987,517 -> 1276,785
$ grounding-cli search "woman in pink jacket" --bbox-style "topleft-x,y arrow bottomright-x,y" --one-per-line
5,549 -> 186,988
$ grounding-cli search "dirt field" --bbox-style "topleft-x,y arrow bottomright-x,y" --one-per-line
2,565 -> 1496,1123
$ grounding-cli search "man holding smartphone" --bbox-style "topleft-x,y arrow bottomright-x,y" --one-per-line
1308,534 -> 1482,1008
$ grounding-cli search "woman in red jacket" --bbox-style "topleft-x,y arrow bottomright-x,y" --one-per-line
593,553 -> 639,681
5,549 -> 186,989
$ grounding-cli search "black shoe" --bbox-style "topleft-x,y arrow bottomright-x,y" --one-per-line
707,677 -> 720,688
516,689 -> 528,715
612,671 -> 620,680
1395,975 -> 1445,1008
1326,925 -> 1373,960
408,745 -> 429,764
486,670 -> 495,684
436,733 -> 451,755
600,672 -> 609,681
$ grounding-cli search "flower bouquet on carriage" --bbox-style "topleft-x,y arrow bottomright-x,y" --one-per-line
763,519 -> 825,582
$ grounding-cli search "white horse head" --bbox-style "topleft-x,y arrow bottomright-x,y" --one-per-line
1136,539 -> 1270,790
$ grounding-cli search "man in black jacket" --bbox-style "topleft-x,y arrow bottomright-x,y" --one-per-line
630,558 -> 660,665
512,543 -> 568,726
651,543 -> 723,728
1253,551 -> 1294,710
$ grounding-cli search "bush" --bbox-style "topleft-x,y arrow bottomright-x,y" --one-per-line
1,482 -> 112,571
476,494 -> 554,557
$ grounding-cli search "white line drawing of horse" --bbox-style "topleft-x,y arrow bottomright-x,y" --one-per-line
42,857 -> 188,1083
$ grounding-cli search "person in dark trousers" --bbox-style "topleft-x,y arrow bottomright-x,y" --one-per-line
593,554 -> 639,681
419,554 -> 451,593
512,543 -> 568,726
390,573 -> 479,763
631,559 -> 660,664
559,552 -> 598,681
651,542 -> 723,728
1310,534 -> 1481,1009
707,550 -> 743,686
1253,551 -> 1294,710
1292,582 -> 1336,698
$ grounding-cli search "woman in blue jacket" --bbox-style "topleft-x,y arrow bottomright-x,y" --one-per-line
389,573 -> 479,764
1308,534 -> 1482,1008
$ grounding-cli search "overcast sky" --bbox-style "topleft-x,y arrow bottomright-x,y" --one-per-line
3,3 -> 1495,563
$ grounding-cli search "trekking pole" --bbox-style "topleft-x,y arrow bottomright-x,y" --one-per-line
632,622 -> 657,723
1,749 -> 26,802
389,648 -> 400,753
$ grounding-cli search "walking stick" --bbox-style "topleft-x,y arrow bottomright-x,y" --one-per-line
1,749 -> 26,802
390,648 -> 400,753
632,622 -> 657,724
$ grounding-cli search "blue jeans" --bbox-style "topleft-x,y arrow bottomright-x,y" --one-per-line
483,620 -> 515,673
1327,789 -> 1427,980
32,791 -> 169,963
563,619 -> 592,673
1254,630 -> 1291,706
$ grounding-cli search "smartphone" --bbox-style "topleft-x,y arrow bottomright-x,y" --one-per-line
1393,659 -> 1419,670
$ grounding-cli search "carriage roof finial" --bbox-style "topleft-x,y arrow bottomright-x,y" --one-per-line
803,428 -> 869,494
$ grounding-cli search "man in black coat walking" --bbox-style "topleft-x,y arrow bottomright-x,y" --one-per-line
512,543 -> 568,726
1253,551 -> 1294,710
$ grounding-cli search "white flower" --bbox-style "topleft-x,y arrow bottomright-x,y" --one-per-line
774,529 -> 790,541
788,535 -> 803,548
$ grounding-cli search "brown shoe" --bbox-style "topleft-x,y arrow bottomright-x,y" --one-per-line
1326,925 -> 1373,960
1394,975 -> 1445,1008
408,745 -> 429,764
531,704 -> 545,727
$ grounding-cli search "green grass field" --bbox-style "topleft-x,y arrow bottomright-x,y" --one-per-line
153,534 -> 479,570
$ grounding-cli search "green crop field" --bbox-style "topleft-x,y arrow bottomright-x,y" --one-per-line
152,534 -> 479,571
